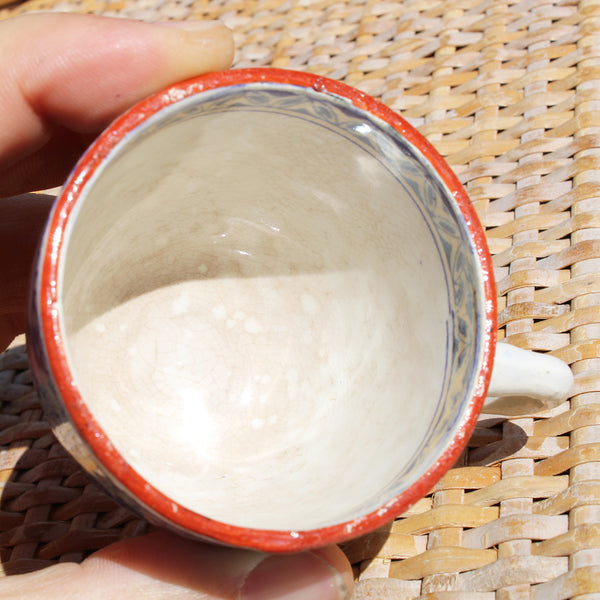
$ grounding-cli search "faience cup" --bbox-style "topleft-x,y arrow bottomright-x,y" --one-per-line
28,68 -> 573,552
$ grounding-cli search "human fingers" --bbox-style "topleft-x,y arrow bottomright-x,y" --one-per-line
0,13 -> 234,196
0,531 -> 353,600
0,193 -> 54,350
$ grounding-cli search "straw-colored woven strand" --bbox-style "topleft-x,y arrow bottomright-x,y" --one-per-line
1,0 -> 600,597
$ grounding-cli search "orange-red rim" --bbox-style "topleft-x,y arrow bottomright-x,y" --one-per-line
37,68 -> 497,552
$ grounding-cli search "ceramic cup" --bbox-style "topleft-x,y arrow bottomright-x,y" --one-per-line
28,68 -> 573,552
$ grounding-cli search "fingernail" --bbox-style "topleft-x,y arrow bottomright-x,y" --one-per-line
239,552 -> 350,600
156,19 -> 225,31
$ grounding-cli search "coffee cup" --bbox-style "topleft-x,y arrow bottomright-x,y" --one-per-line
27,68 -> 573,552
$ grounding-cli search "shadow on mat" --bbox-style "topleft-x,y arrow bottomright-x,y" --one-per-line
467,417 -> 529,466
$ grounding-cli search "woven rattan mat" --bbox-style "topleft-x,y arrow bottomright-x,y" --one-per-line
1,0 -> 599,597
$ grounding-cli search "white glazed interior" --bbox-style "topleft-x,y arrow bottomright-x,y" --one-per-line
59,84 -> 481,531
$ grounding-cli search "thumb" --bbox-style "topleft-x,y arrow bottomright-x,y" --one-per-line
0,532 -> 353,600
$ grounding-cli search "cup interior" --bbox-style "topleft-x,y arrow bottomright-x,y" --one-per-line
56,82 -> 484,532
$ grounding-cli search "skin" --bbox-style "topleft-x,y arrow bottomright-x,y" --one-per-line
0,13 -> 353,600
0,12 -> 236,348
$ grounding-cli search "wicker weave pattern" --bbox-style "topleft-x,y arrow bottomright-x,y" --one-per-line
1,0 -> 600,597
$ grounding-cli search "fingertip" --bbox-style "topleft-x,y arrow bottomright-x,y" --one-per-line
240,551 -> 351,600
157,19 -> 235,80
312,545 -> 355,598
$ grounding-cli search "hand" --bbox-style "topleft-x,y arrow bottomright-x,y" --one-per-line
0,14 -> 353,600
0,11 -> 235,349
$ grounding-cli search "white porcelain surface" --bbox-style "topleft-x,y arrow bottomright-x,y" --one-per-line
59,88 -> 476,531
486,342 -> 574,415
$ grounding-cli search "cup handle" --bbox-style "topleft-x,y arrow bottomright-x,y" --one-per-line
483,342 -> 574,415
